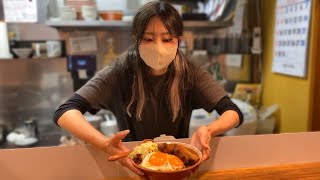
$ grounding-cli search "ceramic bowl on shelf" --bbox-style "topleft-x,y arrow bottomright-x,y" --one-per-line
11,48 -> 34,59
60,6 -> 77,20
81,5 -> 98,20
99,10 -> 123,21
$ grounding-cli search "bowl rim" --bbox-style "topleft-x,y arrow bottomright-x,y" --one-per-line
131,141 -> 203,174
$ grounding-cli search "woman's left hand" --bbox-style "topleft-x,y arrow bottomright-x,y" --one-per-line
190,126 -> 212,162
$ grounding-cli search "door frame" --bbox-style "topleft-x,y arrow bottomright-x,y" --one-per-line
310,0 -> 320,131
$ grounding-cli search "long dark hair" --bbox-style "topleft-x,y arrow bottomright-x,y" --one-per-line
126,1 -> 192,122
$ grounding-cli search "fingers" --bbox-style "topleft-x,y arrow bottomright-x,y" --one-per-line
112,130 -> 130,142
190,126 -> 211,152
190,127 -> 212,163
199,129 -> 211,152
201,148 -> 211,162
200,136 -> 211,151
107,130 -> 130,152
109,130 -> 130,149
120,158 -> 144,176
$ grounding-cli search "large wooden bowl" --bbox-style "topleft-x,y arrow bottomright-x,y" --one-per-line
132,141 -> 203,180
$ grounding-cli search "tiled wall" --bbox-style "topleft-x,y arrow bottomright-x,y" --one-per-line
1,23 -> 133,136
0,58 -> 73,134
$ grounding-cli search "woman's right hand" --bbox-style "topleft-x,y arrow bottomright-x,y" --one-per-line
57,111 -> 143,176
105,130 -> 144,176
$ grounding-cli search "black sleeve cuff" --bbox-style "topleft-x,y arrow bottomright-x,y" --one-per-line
214,95 -> 244,127
53,93 -> 99,126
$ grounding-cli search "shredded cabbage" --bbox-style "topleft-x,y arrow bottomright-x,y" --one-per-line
128,141 -> 158,159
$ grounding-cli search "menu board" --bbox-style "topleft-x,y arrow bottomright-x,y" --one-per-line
3,0 -> 38,23
272,0 -> 312,77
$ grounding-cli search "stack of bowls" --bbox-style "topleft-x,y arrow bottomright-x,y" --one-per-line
64,0 -> 96,20
81,5 -> 98,20
60,6 -> 77,20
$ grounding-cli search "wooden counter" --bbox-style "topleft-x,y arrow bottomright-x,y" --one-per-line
193,162 -> 320,179
0,132 -> 320,179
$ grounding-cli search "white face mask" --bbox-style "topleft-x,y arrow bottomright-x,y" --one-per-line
139,43 -> 177,71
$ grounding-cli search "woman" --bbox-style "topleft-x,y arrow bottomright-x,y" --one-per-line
54,1 -> 243,176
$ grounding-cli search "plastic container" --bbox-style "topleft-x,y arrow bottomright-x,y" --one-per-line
189,108 -> 216,137
256,116 -> 276,134
84,114 -> 103,131
224,99 -> 258,136
100,113 -> 119,137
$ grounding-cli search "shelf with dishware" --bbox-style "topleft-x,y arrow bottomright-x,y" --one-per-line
45,20 -> 233,31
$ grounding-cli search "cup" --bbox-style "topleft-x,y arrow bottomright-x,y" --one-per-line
46,40 -> 62,58
60,6 -> 77,20
24,119 -> 38,138
81,5 -> 97,21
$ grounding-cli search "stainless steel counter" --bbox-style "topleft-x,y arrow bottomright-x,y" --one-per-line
0,132 -> 63,149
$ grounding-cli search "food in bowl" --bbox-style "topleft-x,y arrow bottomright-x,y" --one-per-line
128,141 -> 158,161
141,151 -> 184,171
128,141 -> 201,172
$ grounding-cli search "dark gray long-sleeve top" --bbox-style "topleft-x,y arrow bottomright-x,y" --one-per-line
54,54 -> 243,141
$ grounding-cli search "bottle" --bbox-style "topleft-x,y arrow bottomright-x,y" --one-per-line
24,119 -> 39,138
103,38 -> 117,66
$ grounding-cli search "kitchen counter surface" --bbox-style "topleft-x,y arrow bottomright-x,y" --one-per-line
0,132 -> 320,179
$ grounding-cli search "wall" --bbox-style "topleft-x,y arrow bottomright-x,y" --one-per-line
261,0 -> 316,133
8,23 -> 61,40
0,58 -> 73,134
0,0 -> 143,138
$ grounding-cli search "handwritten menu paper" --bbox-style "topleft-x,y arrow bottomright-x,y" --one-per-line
3,0 -> 38,23
272,0 -> 311,77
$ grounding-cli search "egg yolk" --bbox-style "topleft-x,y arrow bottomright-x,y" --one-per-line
149,152 -> 167,166
168,154 -> 184,167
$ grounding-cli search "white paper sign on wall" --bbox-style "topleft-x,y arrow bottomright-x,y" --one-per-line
226,55 -> 242,68
272,0 -> 312,78
3,0 -> 38,23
